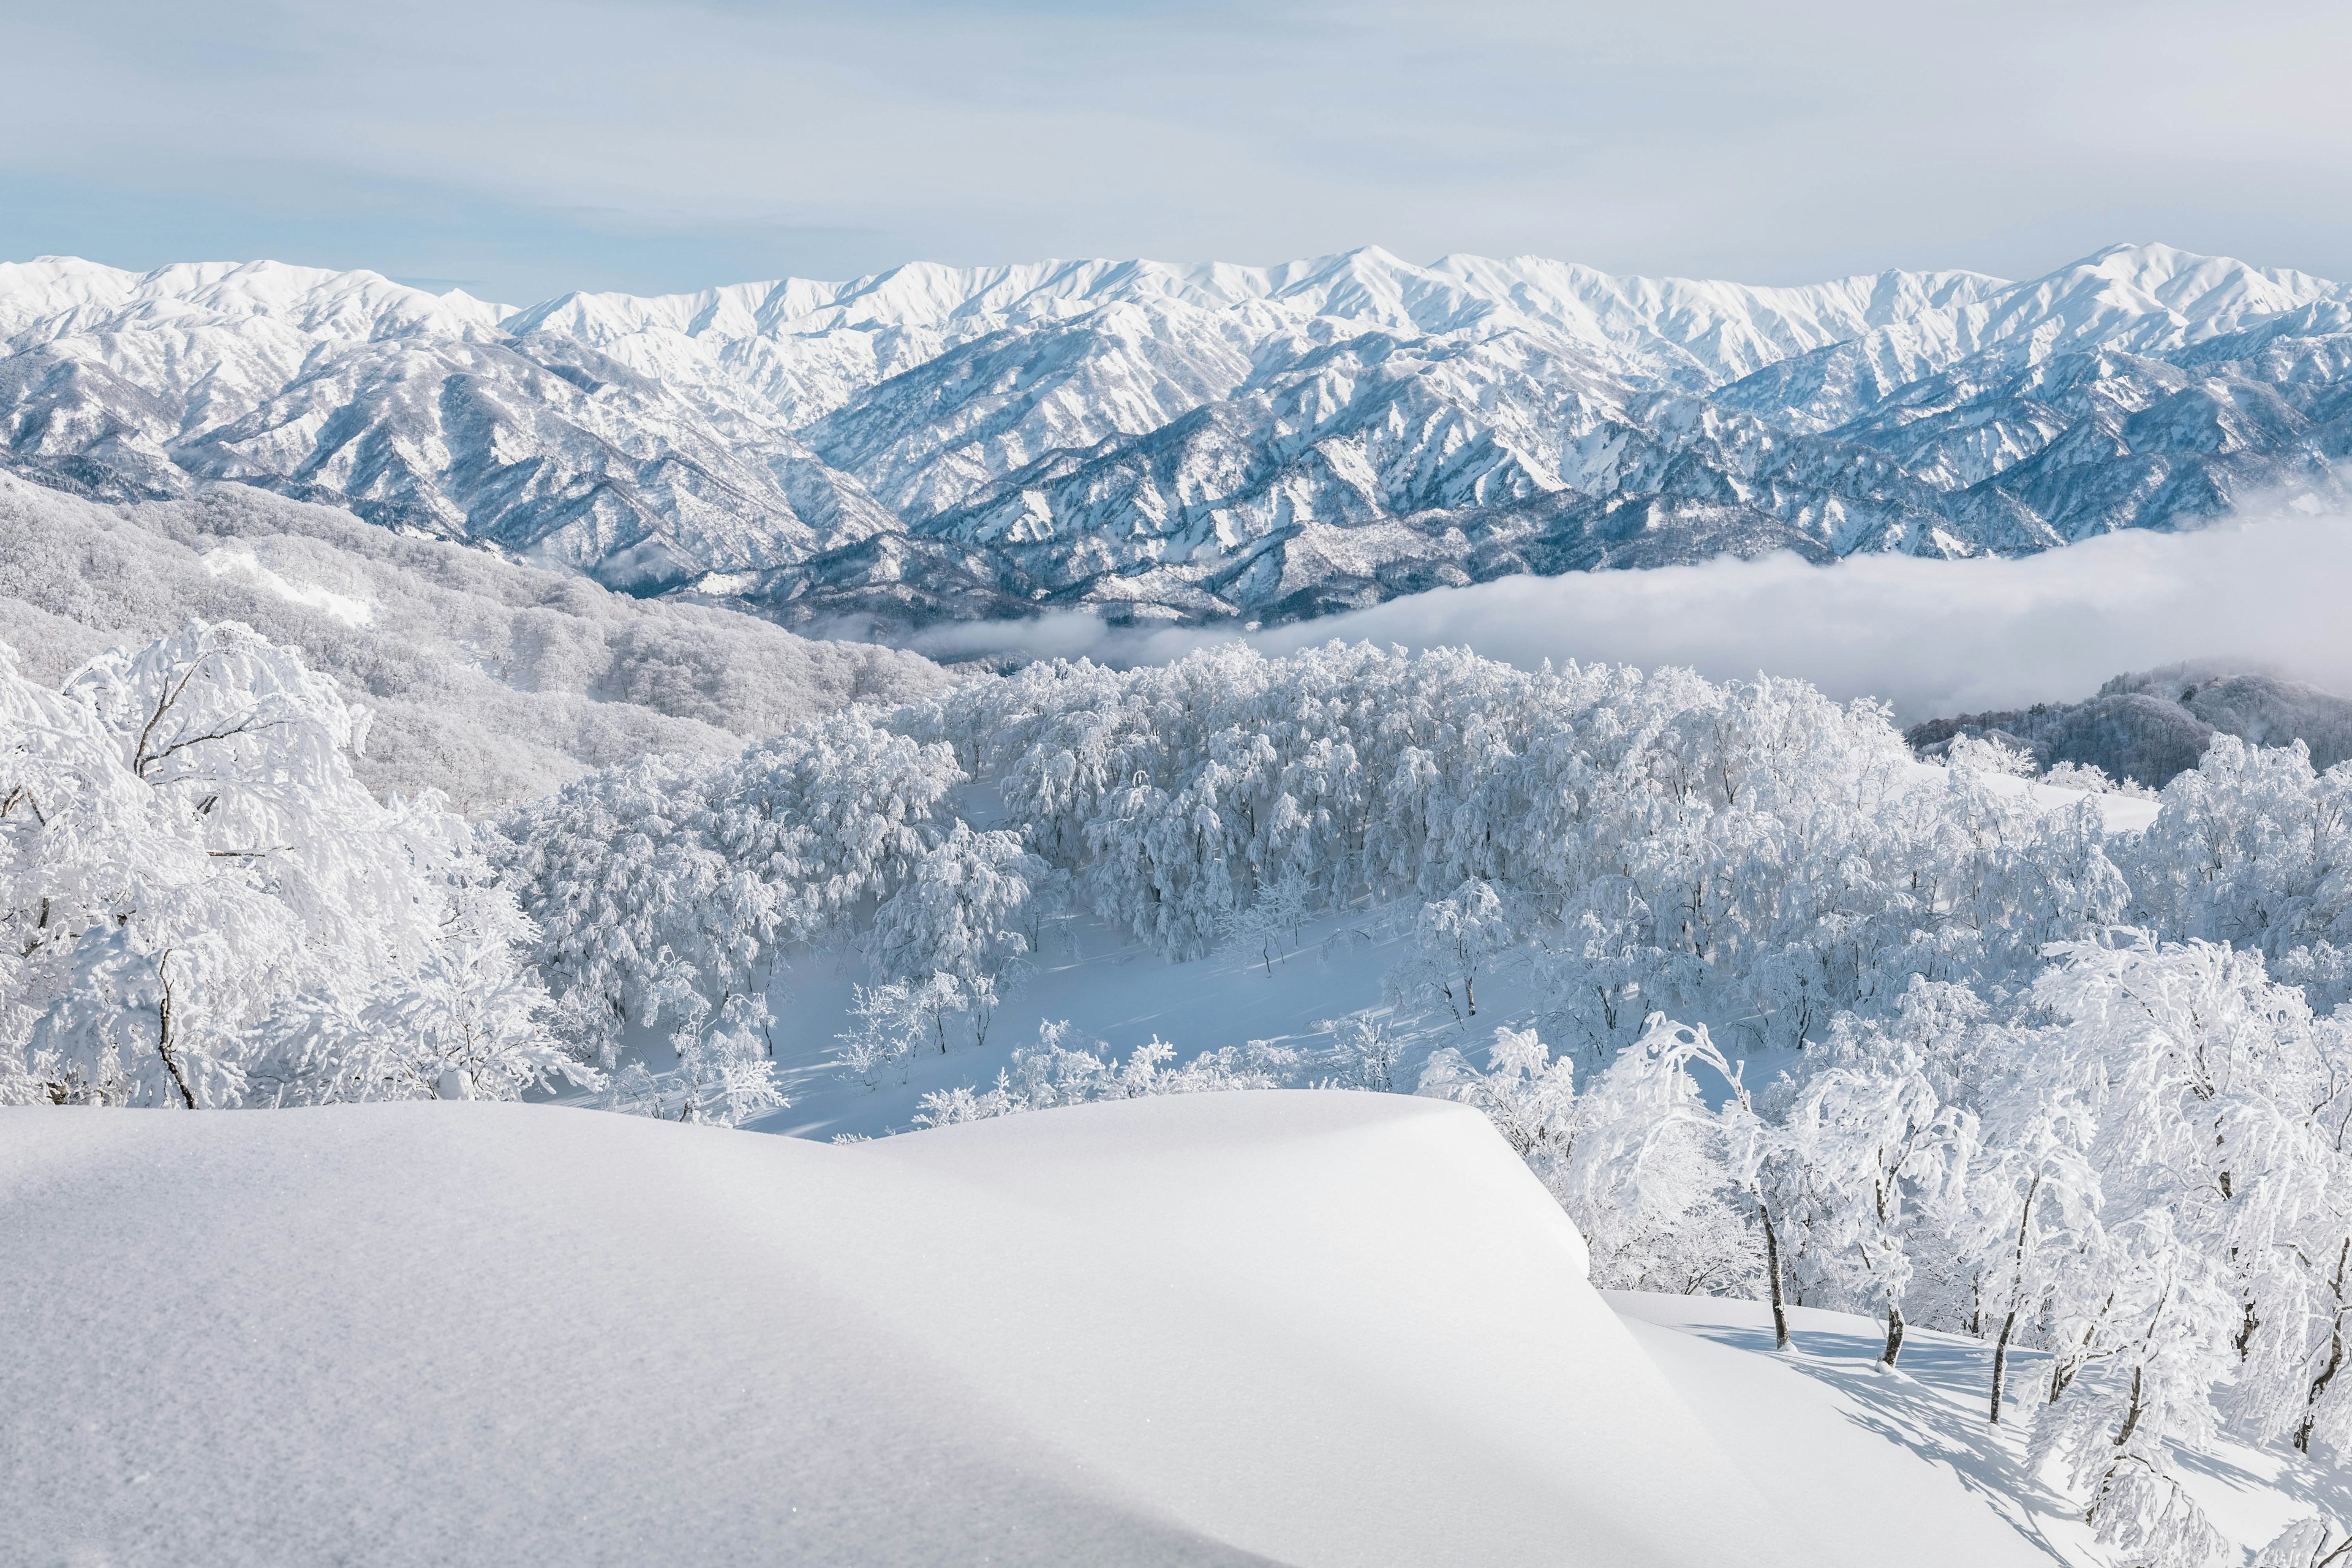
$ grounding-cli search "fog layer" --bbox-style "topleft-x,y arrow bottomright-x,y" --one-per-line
912,509 -> 2352,718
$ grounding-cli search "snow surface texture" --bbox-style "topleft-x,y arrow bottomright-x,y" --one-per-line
18,1096 -> 2338,1567
0,473 -> 945,809
8,1093 -> 1822,1568
6,243 -> 2351,630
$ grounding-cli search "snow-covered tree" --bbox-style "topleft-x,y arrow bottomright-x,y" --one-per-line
913,1020 -> 1303,1126
1776,1056 -> 1975,1365
865,822 -> 1045,1048
1224,869 -> 1311,977
1401,878 -> 1515,1022
1420,1025 -> 1578,1171
2,622 -> 580,1107
502,707 -> 962,1064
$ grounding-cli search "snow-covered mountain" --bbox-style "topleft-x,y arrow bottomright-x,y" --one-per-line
7,243 -> 2350,628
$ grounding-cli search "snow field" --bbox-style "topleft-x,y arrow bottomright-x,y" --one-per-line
7,1093 -> 1816,1567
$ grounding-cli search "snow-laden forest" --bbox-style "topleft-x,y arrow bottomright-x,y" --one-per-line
12,589 -> 2352,1564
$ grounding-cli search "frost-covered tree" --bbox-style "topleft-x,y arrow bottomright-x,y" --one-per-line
1401,879 -> 1515,1022
2253,1515 -> 2352,1568
1224,869 -> 1312,977
866,823 -> 1046,1048
1426,1017 -> 1761,1304
502,709 -> 962,1064
834,980 -> 926,1088
913,1020 -> 1303,1126
2,622 -> 579,1107
1776,1056 -> 1975,1365
1326,1009 -> 1405,1093
1420,1026 -> 1578,1171
2122,739 -> 2352,1011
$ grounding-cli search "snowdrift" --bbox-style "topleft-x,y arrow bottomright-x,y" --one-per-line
5,1092 -> 1819,1567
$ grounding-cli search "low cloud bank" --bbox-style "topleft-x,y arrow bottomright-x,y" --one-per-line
912,510 -> 2352,720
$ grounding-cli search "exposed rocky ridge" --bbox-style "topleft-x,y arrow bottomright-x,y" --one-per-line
5,243 -> 2350,631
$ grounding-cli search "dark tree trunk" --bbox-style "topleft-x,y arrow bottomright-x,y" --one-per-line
1988,1172 -> 2041,1425
1989,1309 -> 2018,1424
1757,1193 -> 1790,1351
156,955 -> 195,1110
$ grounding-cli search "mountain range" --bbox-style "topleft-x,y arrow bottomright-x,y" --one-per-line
6,242 -> 2350,630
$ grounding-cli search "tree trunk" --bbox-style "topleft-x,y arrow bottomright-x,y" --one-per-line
1757,1192 -> 1791,1351
1882,1303 -> 1905,1368
1989,1309 -> 2018,1425
156,955 -> 196,1110
1989,1173 -> 2041,1424
2113,1366 -> 2147,1449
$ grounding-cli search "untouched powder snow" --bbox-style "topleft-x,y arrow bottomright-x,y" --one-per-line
6,1093 -> 1821,1568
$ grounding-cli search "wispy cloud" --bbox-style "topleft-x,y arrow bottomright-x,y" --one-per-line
8,1 -> 2352,295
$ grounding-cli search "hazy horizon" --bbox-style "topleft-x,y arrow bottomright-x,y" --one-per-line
5,1 -> 2349,302
1,236 -> 2261,308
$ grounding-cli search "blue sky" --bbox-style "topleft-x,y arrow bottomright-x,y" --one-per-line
4,0 -> 2348,301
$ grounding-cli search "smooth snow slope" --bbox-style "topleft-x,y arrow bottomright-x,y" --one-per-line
3,1093 -> 1821,1568
1618,1293 -> 2352,1567
1618,1295 -> 2073,1567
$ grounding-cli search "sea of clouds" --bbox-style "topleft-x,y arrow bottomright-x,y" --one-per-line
910,507 -> 2352,720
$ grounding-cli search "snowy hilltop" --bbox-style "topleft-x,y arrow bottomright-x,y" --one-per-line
7,1093 -> 1827,1567
4,242 -> 2350,630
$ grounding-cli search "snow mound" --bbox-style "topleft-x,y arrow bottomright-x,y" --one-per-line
4,1093 -> 1822,1567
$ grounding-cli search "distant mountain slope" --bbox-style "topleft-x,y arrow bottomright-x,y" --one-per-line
0,474 -> 945,810
6,243 -> 2349,630
1907,661 -> 2352,788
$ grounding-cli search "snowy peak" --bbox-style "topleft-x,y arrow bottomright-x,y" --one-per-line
500,244 -> 1995,368
2078,240 -> 2350,326
0,254 -> 511,346
1969,242 -> 2334,352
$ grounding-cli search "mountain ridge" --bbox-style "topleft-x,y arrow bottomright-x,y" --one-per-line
6,242 -> 2348,630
